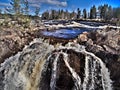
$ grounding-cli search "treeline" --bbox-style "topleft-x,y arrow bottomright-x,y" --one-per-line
0,0 -> 120,22
42,4 -> 120,21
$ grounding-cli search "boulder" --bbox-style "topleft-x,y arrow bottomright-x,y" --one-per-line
78,33 -> 88,42
0,28 -> 35,63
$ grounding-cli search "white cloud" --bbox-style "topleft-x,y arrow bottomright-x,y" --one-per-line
0,2 -> 10,7
30,3 -> 41,8
0,0 -> 67,8
29,0 -> 67,7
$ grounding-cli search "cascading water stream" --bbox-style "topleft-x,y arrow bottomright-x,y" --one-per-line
0,39 -> 113,90
57,42 -> 112,90
0,38 -> 55,90
82,55 -> 90,90
82,55 -> 102,90
83,51 -> 112,90
61,52 -> 81,90
50,53 -> 60,90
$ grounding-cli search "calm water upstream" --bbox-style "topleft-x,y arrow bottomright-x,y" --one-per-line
41,28 -> 90,39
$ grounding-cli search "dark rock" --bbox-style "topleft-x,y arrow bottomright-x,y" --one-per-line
98,52 -> 120,90
0,28 -> 36,63
0,70 -> 4,90
86,28 -> 120,89
40,49 -> 85,90
88,29 -> 120,52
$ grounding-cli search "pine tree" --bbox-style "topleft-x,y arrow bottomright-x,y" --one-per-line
42,10 -> 49,20
0,9 -> 2,14
90,5 -> 96,19
70,11 -> 76,19
6,0 -> 21,15
113,7 -> 120,18
65,10 -> 69,19
90,8 -> 93,19
6,0 -> 30,17
77,8 -> 81,19
22,0 -> 29,15
106,5 -> 113,20
58,9 -> 61,19
51,9 -> 55,19
61,9 -> 64,19
83,9 -> 87,19
35,7 -> 40,16
98,4 -> 108,20
98,5 -> 103,18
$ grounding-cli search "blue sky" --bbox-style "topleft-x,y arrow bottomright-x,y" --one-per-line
0,0 -> 120,15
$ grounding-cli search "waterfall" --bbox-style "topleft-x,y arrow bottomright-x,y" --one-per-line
82,55 -> 90,90
58,42 -> 112,90
0,38 -> 54,90
62,52 -> 81,90
82,55 -> 103,90
83,51 -> 112,90
50,53 -> 60,90
0,39 -> 112,90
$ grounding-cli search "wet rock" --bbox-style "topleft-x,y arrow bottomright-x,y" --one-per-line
0,41 -> 113,90
0,70 -> 4,90
88,28 -> 120,53
87,39 -> 94,45
95,51 -> 120,90
0,28 -> 35,63
86,44 -> 104,53
103,45 -> 118,54
0,23 -> 120,90
0,39 -> 54,90
85,28 -> 120,90
40,49 -> 85,90
78,33 -> 88,42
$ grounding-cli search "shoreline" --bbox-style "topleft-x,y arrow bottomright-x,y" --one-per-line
0,20 -> 120,63
0,20 -> 120,89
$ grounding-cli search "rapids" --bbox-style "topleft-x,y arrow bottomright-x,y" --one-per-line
0,38 -> 112,90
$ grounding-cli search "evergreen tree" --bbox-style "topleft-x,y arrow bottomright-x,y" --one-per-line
6,0 -> 30,16
103,4 -> 108,19
98,5 -> 103,18
90,5 -> 96,19
98,4 -> 108,19
51,9 -> 55,19
0,9 -> 2,14
58,9 -> 61,19
65,10 -> 69,19
42,10 -> 49,20
90,8 -> 93,19
83,9 -> 87,19
6,0 -> 21,15
22,0 -> 29,15
93,5 -> 97,18
106,5 -> 113,20
61,9 -> 64,19
113,7 -> 120,18
77,8 -> 81,19
35,7 -> 40,16
70,11 -> 76,19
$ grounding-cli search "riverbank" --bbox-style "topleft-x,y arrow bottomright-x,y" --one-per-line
0,21 -> 120,62
0,26 -> 120,89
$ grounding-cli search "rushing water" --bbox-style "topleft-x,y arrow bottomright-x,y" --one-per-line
0,38 -> 112,90
41,28 -> 89,39
63,52 -> 82,90
79,21 -> 109,27
50,53 -> 60,90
